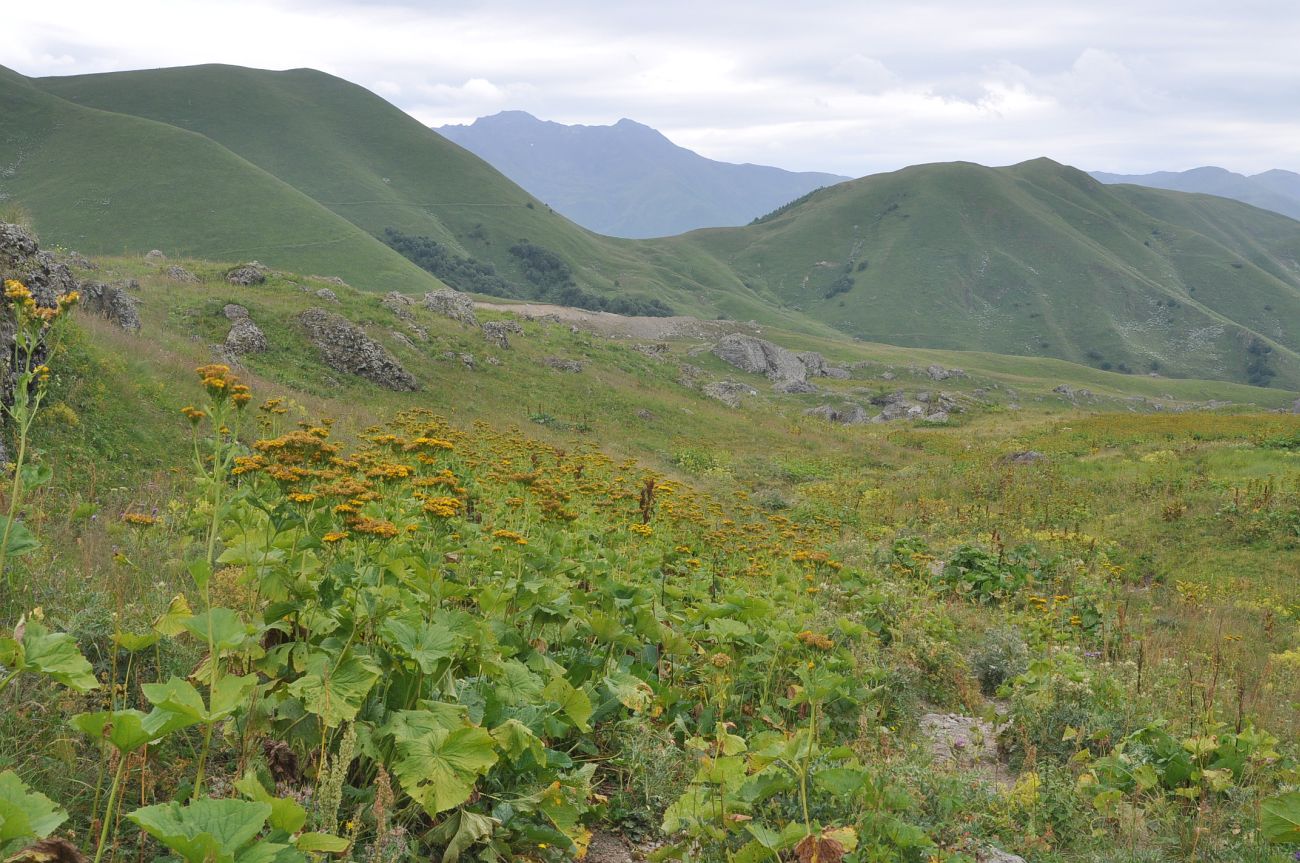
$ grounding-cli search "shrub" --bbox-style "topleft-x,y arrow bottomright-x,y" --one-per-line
971,626 -> 1029,695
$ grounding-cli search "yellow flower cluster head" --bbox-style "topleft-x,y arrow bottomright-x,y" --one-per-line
628,522 -> 653,536
423,496 -> 462,518
797,630 -> 834,650
4,279 -> 78,327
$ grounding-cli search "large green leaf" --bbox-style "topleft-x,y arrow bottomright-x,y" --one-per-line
603,671 -> 652,712
127,798 -> 273,863
490,719 -> 546,765
492,660 -> 542,707
380,619 -> 458,675
70,710 -> 160,753
1261,791 -> 1300,844
287,652 -> 379,728
182,608 -> 251,654
234,774 -> 306,835
0,517 -> 40,559
542,677 -> 592,732
4,621 -> 98,692
0,770 -> 67,849
143,674 -> 258,732
392,725 -> 498,816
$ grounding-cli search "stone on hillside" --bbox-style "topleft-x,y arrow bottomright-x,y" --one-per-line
1004,450 -> 1046,465
298,308 -> 417,391
423,288 -> 478,327
805,404 -> 871,425
66,251 -> 96,270
880,371 -> 896,381
311,275 -> 349,288
927,364 -> 963,381
977,848 -> 1026,863
703,380 -> 757,408
633,343 -> 668,358
315,288 -> 338,303
543,356 -> 585,373
381,292 -> 414,318
920,713 -> 1000,770
80,282 -> 142,333
774,379 -> 817,394
0,222 -> 79,305
922,410 -> 950,424
713,334 -> 846,392
222,304 -> 268,355
165,265 -> 199,284
227,262 -> 268,286
144,249 -> 167,263
481,319 -> 523,349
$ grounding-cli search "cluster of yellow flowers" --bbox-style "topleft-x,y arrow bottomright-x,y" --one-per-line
796,630 -> 835,650
3,278 -> 80,326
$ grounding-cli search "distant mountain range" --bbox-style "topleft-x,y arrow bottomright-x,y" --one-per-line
438,111 -> 849,238
1092,166 -> 1300,221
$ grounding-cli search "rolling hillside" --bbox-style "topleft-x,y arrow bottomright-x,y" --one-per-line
5,62 -> 1300,387
439,110 -> 848,238
0,66 -> 441,291
676,158 -> 1300,387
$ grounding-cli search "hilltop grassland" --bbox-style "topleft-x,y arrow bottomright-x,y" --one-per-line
0,250 -> 1297,863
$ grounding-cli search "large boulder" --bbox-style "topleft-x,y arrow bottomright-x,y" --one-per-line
223,304 -> 268,356
713,334 -> 846,390
81,282 -> 142,333
481,319 -> 523,349
703,380 -> 757,408
165,265 -> 199,284
298,308 -> 417,391
0,222 -> 79,306
423,289 -> 479,327
226,262 -> 268,286
803,403 -> 870,424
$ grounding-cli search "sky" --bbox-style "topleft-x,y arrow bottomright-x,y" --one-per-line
5,0 -> 1298,178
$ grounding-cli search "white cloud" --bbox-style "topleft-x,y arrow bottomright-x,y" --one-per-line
3,0 -> 1298,176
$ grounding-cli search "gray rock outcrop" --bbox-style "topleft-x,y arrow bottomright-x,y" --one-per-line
703,380 -> 758,408
0,222 -> 79,306
144,249 -> 167,263
379,292 -> 429,341
298,308 -> 417,391
66,251 -> 96,270
422,289 -> 479,327
314,288 -> 338,303
927,364 -> 964,381
222,304 -> 268,356
165,265 -> 199,284
712,334 -> 848,392
543,356 -> 585,373
226,262 -> 268,286
804,404 -> 870,424
481,319 -> 523,349
80,282 -> 142,333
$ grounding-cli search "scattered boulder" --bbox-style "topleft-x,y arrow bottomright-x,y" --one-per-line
422,289 -> 478,327
803,404 -> 869,424
927,364 -> 963,381
144,249 -> 167,263
314,288 -> 338,303
297,308 -> 417,390
922,410 -> 950,424
880,371 -> 896,381
311,275 -> 349,288
459,353 -> 476,370
1004,450 -> 1046,465
389,330 -> 415,350
222,304 -> 267,355
226,262 -> 267,286
633,343 -> 669,358
65,251 -> 96,270
80,282 -> 142,333
774,379 -> 818,394
703,380 -> 758,408
543,356 -> 585,373
977,848 -> 1026,863
486,356 -> 502,367
165,265 -> 199,284
712,334 -> 846,392
481,319 -> 523,349
379,292 -> 429,341
636,408 -> 656,421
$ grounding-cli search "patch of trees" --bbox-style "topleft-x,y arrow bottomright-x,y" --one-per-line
749,187 -> 827,225
508,241 -> 674,317
382,228 -> 520,297
1245,338 -> 1276,387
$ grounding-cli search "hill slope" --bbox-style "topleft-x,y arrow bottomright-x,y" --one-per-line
438,110 -> 848,238
674,158 -> 1300,387
0,66 -> 442,291
1092,166 -> 1300,222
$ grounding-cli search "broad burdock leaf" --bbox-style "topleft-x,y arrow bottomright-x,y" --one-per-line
541,677 -> 592,732
392,725 -> 498,816
182,608 -> 251,654
0,770 -> 67,850
153,594 -> 194,637
286,651 -> 379,728
380,618 -> 458,674
602,671 -> 652,712
0,517 -> 40,559
234,773 -> 307,834
1261,791 -> 1300,843
70,709 -> 162,753
4,621 -> 98,692
142,674 -> 258,733
127,797 -> 276,863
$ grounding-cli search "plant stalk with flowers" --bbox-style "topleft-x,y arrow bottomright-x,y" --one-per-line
0,278 -> 78,594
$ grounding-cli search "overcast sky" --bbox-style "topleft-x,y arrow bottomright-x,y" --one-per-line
5,0 -> 1298,178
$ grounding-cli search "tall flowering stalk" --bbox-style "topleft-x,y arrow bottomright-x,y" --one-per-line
0,278 -> 78,591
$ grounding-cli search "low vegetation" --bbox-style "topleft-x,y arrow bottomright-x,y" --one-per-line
0,252 -> 1296,862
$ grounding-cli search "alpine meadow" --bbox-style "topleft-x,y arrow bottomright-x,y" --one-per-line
0,7 -> 1298,863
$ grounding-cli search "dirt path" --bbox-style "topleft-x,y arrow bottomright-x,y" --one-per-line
473,300 -> 761,341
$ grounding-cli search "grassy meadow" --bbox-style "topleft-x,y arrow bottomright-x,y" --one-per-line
0,253 -> 1297,863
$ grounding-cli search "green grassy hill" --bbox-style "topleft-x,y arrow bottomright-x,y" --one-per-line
0,67 -> 441,291
676,158 -> 1300,387
9,63 -> 1300,387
